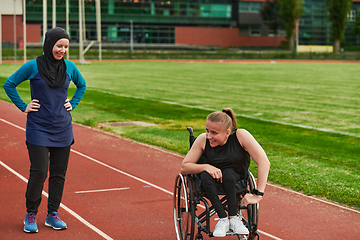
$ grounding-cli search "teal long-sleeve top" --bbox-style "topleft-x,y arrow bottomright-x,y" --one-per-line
2,59 -> 87,147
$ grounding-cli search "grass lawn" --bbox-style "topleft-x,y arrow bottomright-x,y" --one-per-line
1,60 -> 359,209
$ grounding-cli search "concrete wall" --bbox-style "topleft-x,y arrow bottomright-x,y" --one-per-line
0,0 -> 22,15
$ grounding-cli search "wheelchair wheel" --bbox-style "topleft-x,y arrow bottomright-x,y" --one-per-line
174,174 -> 196,240
239,171 -> 259,240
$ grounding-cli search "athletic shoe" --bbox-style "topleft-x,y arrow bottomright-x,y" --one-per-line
45,212 -> 67,230
24,212 -> 38,233
229,216 -> 249,235
212,217 -> 229,237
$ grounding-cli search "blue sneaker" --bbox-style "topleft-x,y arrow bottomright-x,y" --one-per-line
45,212 -> 67,230
24,212 -> 38,233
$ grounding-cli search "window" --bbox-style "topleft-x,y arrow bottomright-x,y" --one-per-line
299,19 -> 305,26
249,25 -> 261,36
348,10 -> 356,22
239,2 -> 261,13
200,4 -> 231,17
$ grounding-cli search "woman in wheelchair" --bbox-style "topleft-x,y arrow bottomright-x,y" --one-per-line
181,108 -> 270,237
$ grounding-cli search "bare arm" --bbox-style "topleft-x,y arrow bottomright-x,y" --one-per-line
181,133 -> 224,182
237,129 -> 270,204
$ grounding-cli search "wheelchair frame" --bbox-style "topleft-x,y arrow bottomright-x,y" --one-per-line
173,127 -> 260,240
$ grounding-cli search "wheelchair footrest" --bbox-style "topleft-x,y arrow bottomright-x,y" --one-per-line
226,230 -> 249,236
226,230 -> 239,236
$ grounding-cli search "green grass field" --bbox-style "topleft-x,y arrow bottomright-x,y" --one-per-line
1,60 -> 359,209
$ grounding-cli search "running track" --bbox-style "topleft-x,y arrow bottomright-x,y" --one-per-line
0,100 -> 359,240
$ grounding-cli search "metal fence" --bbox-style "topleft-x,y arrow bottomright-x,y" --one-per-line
2,43 -> 360,61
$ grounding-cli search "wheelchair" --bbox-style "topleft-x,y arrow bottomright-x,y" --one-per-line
173,127 -> 260,240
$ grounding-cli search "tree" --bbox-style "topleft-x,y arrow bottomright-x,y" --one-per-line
260,0 -> 283,46
352,8 -> 360,40
277,0 -> 304,51
325,0 -> 353,53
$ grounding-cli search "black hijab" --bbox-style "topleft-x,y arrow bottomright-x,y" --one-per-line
36,27 -> 70,88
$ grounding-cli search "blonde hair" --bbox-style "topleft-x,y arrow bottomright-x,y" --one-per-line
206,108 -> 237,132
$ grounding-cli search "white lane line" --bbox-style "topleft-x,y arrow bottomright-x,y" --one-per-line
1,118 -> 282,240
258,230 -> 283,240
75,187 -> 130,194
63,141 -> 286,240
267,183 -> 360,214
0,160 -> 113,240
0,118 -> 26,131
71,149 -> 174,196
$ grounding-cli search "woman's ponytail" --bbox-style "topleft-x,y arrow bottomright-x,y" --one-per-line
222,108 -> 237,131
207,108 -> 237,132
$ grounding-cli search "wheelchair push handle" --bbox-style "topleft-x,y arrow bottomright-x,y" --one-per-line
187,126 -> 194,135
187,127 -> 197,148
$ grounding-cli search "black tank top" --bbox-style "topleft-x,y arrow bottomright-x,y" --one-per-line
203,130 -> 250,179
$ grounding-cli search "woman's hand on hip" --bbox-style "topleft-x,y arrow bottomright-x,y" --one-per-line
25,99 -> 40,113
64,99 -> 72,111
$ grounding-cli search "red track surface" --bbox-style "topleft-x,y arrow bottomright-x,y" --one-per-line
1,100 -> 359,240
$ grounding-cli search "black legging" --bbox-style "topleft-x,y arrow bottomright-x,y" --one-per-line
25,141 -> 71,215
200,168 -> 241,218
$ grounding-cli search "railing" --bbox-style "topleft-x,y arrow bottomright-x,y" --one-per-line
2,43 -> 360,61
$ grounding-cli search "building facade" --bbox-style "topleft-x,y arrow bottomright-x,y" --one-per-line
300,0 -> 360,46
1,0 -> 360,48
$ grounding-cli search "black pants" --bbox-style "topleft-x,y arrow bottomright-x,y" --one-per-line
25,141 -> 71,215
200,168 -> 241,218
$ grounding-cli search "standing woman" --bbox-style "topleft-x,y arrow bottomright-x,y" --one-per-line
3,27 -> 87,233
181,108 -> 270,237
